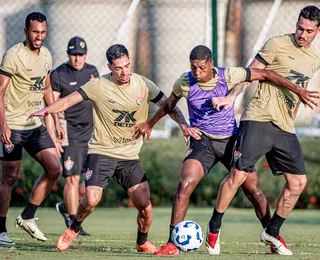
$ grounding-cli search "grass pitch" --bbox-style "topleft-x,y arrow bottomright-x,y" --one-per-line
1,207 -> 319,259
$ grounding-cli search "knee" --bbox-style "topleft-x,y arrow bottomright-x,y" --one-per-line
86,195 -> 100,209
2,171 -> 19,186
225,171 -> 247,190
289,175 -> 307,193
47,165 -> 62,179
66,175 -> 80,186
176,179 -> 196,198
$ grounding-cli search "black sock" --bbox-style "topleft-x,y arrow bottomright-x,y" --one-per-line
167,225 -> 175,243
0,216 -> 7,233
209,208 -> 224,233
265,213 -> 286,238
21,202 -> 38,219
70,215 -> 75,222
259,213 -> 271,229
70,218 -> 83,233
137,229 -> 148,245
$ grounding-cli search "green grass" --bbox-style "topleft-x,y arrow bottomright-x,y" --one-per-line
1,207 -> 319,259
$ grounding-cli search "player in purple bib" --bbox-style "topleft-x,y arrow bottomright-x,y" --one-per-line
132,45 -> 317,256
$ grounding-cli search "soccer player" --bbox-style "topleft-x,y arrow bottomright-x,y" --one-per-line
51,36 -> 99,236
132,45 -> 319,256
0,12 -> 64,245
27,44 -> 199,252
208,5 -> 320,255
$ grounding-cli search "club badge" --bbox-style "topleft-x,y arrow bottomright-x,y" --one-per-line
234,150 -> 241,162
85,169 -> 93,181
311,63 -> 316,73
4,144 -> 14,153
44,62 -> 50,72
185,149 -> 193,158
136,96 -> 144,106
64,156 -> 74,171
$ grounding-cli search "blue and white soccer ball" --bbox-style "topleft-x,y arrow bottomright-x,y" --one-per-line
171,220 -> 204,252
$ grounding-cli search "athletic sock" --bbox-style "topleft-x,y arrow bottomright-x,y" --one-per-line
21,202 -> 38,219
69,215 -> 75,222
259,213 -> 271,229
0,216 -> 7,233
167,225 -> 175,243
136,229 -> 148,245
70,218 -> 83,233
209,208 -> 224,233
265,212 -> 286,238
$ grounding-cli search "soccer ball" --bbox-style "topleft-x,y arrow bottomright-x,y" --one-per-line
171,220 -> 204,252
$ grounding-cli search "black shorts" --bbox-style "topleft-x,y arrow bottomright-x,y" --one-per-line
84,154 -> 148,191
62,146 -> 88,177
233,121 -> 305,175
0,125 -> 55,161
184,134 -> 238,175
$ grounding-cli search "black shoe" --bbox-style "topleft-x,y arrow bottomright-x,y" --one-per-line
79,227 -> 90,236
55,202 -> 71,228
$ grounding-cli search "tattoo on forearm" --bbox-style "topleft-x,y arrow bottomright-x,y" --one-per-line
280,194 -> 300,216
169,107 -> 187,126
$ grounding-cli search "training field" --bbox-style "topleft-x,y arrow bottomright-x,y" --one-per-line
1,207 -> 319,259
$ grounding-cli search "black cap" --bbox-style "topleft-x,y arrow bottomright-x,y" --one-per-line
67,36 -> 87,55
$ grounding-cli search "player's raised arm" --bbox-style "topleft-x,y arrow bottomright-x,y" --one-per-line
27,91 -> 84,120
249,68 -> 320,109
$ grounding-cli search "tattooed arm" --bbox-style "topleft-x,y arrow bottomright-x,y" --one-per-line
133,92 -> 201,144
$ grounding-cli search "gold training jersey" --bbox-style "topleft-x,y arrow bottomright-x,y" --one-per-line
242,34 -> 320,133
81,73 -> 161,160
0,42 -> 52,130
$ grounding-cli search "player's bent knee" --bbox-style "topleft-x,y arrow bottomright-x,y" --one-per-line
2,172 -> 19,186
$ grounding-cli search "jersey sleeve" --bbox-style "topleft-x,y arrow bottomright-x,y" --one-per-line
92,67 -> 99,78
142,77 -> 161,101
47,51 -> 53,74
224,67 -> 247,90
79,78 -> 100,101
0,49 -> 18,77
172,72 -> 190,99
50,69 -> 61,92
255,37 -> 279,65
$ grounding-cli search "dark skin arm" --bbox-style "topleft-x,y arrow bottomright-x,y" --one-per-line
212,59 -> 319,110
0,74 -> 12,145
133,93 -> 201,145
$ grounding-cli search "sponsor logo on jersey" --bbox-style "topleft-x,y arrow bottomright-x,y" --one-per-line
112,136 -> 135,144
27,100 -> 42,107
113,110 -> 137,127
85,169 -> 93,180
185,149 -> 193,158
44,62 -> 50,72
311,63 -> 316,73
233,150 -> 241,162
69,81 -> 77,86
4,144 -> 14,153
64,156 -> 74,171
107,99 -> 116,104
135,96 -> 144,106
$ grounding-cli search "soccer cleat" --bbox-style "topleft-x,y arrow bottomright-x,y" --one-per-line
260,230 -> 292,255
206,225 -> 220,255
56,202 -> 71,228
154,242 -> 179,256
79,227 -> 90,236
56,227 -> 79,251
136,240 -> 158,253
15,215 -> 47,241
0,232 -> 15,246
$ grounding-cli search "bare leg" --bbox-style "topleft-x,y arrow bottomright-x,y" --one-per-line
215,168 -> 248,212
0,161 -> 21,216
78,180 -> 86,200
31,148 -> 62,205
64,175 -> 80,215
241,171 -> 270,228
171,159 -> 204,226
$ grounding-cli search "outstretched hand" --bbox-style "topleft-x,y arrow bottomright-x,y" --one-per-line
212,96 -> 235,111
27,108 -> 50,121
298,89 -> 320,110
132,121 -> 153,143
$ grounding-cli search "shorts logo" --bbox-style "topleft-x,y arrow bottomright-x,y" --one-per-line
85,169 -> 93,181
311,63 -> 316,73
135,97 -> 144,106
234,150 -> 241,162
64,156 -> 74,171
4,144 -> 14,153
185,149 -> 193,158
